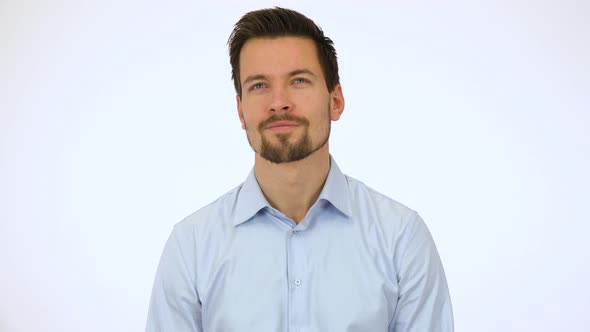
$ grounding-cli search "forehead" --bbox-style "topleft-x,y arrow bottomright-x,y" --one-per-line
239,36 -> 322,79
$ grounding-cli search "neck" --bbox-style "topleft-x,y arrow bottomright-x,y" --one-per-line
254,144 -> 331,224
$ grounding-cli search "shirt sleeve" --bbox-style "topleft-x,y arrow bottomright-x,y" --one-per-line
146,228 -> 203,332
389,212 -> 454,332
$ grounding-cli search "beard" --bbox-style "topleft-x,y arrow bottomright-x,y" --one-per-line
245,107 -> 331,164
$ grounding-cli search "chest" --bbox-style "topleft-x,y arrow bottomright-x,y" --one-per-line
197,219 -> 399,331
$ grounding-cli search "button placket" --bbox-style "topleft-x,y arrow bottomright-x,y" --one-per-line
287,227 -> 305,331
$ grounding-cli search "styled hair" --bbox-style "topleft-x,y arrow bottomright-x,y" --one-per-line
228,7 -> 340,96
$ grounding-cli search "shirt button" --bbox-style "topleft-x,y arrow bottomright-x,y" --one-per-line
294,279 -> 301,286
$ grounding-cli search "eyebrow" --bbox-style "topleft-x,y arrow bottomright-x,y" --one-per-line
288,69 -> 317,78
242,69 -> 318,86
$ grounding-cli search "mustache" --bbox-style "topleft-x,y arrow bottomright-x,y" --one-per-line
258,114 -> 309,131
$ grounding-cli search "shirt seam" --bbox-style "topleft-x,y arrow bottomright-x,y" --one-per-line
172,227 -> 198,293
388,210 -> 420,328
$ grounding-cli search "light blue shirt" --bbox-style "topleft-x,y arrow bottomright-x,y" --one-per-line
146,157 -> 453,331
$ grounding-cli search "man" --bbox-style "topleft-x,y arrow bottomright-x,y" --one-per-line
147,7 -> 453,332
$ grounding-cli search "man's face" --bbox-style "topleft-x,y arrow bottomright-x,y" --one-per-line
237,37 -> 344,164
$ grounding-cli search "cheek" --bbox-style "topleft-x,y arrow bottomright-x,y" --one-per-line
239,107 -> 254,127
312,102 -> 332,126
241,100 -> 266,125
242,113 -> 264,133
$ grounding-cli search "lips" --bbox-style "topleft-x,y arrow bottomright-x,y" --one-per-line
266,121 -> 299,129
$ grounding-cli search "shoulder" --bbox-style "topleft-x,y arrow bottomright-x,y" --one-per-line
341,174 -> 438,274
344,174 -> 418,221
343,174 -> 427,245
171,183 -> 243,241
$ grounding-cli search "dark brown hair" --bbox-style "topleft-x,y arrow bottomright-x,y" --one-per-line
228,7 -> 340,96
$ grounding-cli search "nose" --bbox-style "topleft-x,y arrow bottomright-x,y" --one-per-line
269,87 -> 293,113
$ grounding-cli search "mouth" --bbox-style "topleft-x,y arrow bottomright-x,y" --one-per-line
265,121 -> 300,132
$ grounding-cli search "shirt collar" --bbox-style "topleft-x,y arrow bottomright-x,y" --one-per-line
233,155 -> 351,227
232,169 -> 271,226
316,156 -> 352,218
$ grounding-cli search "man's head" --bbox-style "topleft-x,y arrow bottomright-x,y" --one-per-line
228,8 -> 344,164
228,7 -> 340,97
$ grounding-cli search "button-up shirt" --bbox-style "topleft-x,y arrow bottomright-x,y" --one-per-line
146,157 -> 453,331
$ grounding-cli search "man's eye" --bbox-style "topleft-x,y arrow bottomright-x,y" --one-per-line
252,83 -> 265,90
294,78 -> 307,84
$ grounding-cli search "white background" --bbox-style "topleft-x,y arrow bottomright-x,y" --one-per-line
1,0 -> 588,331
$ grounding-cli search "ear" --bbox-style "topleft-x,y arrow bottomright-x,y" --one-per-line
329,84 -> 345,121
236,95 -> 246,130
